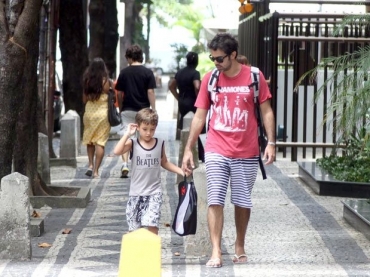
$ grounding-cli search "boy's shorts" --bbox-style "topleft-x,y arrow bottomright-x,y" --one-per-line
126,192 -> 163,231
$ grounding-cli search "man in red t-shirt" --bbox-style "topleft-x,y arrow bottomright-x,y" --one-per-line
182,33 -> 275,268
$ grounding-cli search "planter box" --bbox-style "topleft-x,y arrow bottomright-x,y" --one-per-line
30,218 -> 44,237
343,199 -> 370,241
50,157 -> 77,168
298,161 -> 370,198
30,186 -> 91,209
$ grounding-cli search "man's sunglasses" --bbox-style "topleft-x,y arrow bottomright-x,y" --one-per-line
209,54 -> 229,63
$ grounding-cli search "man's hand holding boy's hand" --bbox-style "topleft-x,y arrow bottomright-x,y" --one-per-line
181,148 -> 195,176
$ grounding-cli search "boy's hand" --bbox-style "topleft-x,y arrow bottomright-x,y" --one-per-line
126,123 -> 138,136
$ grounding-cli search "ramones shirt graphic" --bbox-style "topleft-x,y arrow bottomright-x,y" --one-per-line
210,85 -> 252,132
129,138 -> 164,196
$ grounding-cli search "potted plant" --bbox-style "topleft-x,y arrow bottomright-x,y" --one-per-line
296,14 -> 370,236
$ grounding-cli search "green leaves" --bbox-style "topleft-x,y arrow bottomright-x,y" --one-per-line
317,155 -> 370,183
142,0 -> 205,53
317,127 -> 370,183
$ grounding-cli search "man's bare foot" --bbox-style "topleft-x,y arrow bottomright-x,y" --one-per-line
205,257 -> 222,268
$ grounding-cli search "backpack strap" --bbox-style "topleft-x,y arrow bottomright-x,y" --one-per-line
250,66 -> 260,100
250,66 -> 267,180
207,68 -> 220,104
206,68 -> 220,132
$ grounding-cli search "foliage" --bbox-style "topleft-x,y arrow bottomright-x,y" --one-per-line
317,127 -> 370,182
172,5 -> 205,53
145,0 -> 206,52
197,52 -> 215,78
133,1 -> 146,46
316,155 -> 370,183
168,46 -> 214,76
296,14 -> 370,183
170,43 -> 188,71
149,0 -> 187,27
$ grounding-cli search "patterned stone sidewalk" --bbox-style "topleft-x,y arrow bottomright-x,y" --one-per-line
0,118 -> 370,276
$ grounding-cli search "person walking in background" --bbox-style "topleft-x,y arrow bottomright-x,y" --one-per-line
82,57 -> 111,178
169,51 -> 205,162
237,54 -> 270,85
113,108 -> 184,235
181,33 -> 275,268
115,45 -> 157,178
236,54 -> 249,65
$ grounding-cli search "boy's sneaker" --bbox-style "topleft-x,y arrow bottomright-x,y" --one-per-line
121,164 -> 129,178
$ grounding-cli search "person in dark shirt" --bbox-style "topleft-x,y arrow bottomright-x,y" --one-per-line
169,52 -> 204,162
115,45 -> 157,178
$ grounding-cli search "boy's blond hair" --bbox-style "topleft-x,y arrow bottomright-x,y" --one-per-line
135,108 -> 158,126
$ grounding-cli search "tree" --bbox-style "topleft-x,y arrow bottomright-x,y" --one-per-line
120,0 -> 136,69
89,0 -> 119,77
103,0 -> 119,77
141,0 -> 205,62
172,6 -> 205,53
59,0 -> 88,120
0,0 -> 49,194
170,43 -> 188,71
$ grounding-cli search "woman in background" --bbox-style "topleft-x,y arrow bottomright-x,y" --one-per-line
82,57 -> 111,178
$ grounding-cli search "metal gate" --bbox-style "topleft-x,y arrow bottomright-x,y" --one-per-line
239,8 -> 370,161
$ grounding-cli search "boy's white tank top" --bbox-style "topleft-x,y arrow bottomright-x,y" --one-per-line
129,138 -> 164,196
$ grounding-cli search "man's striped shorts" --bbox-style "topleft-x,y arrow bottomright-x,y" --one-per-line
204,152 -> 259,208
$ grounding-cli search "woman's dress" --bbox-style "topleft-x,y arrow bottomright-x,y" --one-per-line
82,92 -> 110,147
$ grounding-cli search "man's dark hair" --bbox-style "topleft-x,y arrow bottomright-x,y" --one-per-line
186,52 -> 198,68
125,44 -> 143,63
208,33 -> 238,56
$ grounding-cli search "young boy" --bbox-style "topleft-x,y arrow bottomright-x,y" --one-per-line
113,108 -> 184,235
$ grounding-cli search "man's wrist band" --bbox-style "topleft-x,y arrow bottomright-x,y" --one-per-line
268,141 -> 276,146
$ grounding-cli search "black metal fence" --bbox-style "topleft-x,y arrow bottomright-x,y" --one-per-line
239,8 -> 370,161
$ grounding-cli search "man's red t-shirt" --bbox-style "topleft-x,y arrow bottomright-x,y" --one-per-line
195,65 -> 272,158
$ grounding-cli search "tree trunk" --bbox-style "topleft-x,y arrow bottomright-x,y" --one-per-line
13,10 -> 58,196
120,0 -> 135,69
38,5 -> 47,118
0,0 -> 43,181
89,0 -> 105,62
103,0 -> 118,78
38,7 -> 51,137
13,5 -> 40,183
59,0 -> 88,120
88,0 -> 118,77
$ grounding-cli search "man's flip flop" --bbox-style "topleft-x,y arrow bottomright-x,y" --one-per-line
232,254 -> 248,264
206,258 -> 222,268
